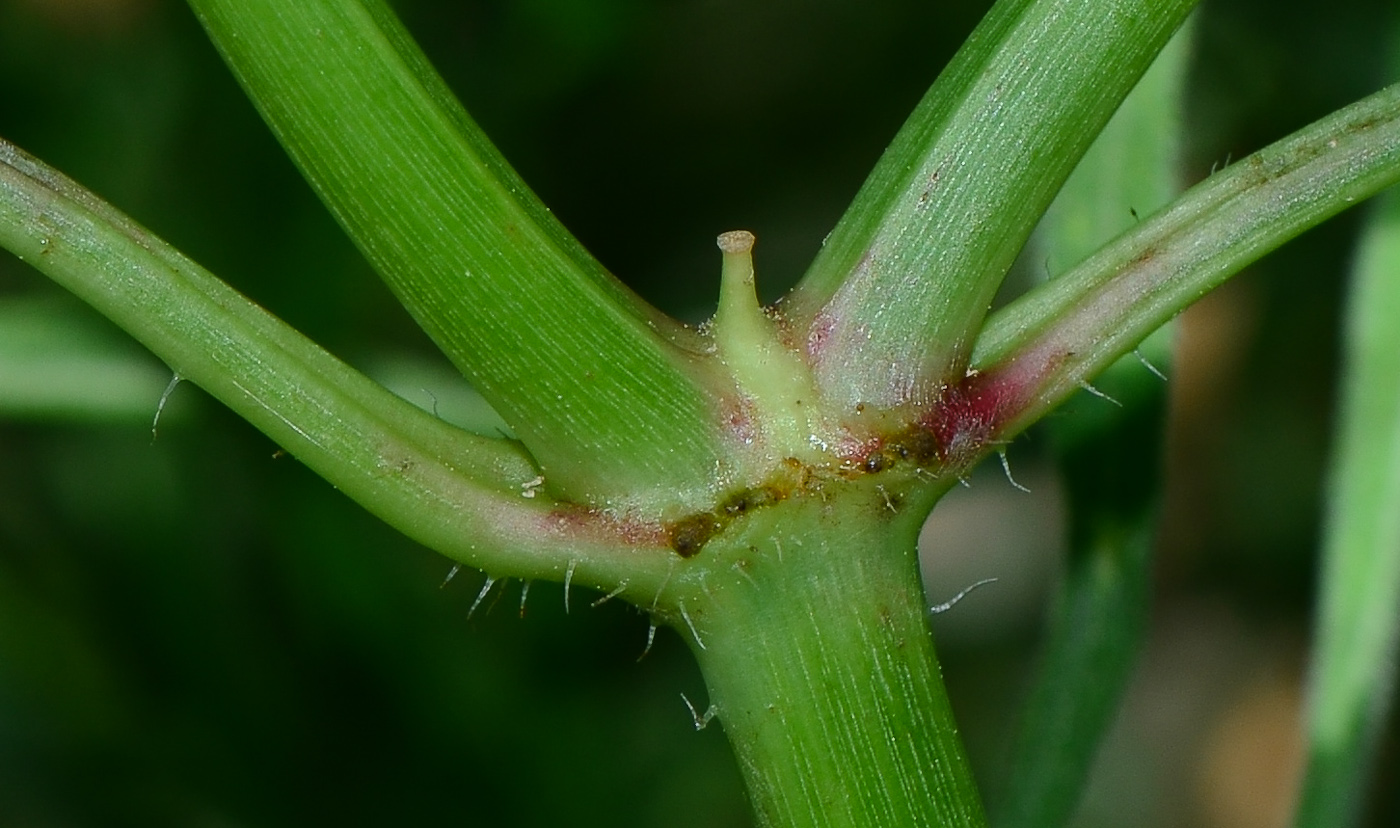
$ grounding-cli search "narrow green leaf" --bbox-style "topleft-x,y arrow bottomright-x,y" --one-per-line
994,22 -> 1190,828
784,0 -> 1197,412
0,138 -> 676,600
186,0 -> 728,512
970,81 -> 1400,440
1293,187 -> 1400,828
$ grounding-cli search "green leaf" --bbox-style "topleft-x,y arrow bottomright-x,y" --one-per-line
784,0 -> 1197,411
0,138 -> 677,599
186,0 -> 729,513
1293,187 -> 1400,828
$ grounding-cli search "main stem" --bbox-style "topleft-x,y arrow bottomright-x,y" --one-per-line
673,480 -> 985,827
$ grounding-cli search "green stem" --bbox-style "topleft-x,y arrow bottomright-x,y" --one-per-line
971,81 -> 1400,440
671,477 -> 985,828
786,0 -> 1196,411
0,136 -> 675,599
186,0 -> 729,513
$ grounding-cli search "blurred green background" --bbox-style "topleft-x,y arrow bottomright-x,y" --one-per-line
1,0 -> 1398,825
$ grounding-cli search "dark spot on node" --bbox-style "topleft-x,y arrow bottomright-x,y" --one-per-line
721,485 -> 785,516
752,485 -> 785,509
864,452 -> 888,473
904,430 -> 940,464
720,489 -> 757,516
668,512 -> 723,558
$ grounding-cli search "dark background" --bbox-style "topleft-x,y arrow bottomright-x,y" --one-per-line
1,0 -> 1397,825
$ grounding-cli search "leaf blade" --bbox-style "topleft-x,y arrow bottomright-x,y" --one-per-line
187,0 -> 728,511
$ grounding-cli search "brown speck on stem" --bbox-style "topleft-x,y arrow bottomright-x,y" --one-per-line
669,512 -> 723,558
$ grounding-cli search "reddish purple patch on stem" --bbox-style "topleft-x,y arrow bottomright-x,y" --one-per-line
836,433 -> 885,469
806,307 -> 837,363
915,341 -> 1070,469
920,369 -> 1025,469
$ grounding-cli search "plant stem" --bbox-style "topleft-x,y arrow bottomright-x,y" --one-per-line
673,477 -> 985,828
186,0 -> 730,513
971,81 -> 1400,441
786,0 -> 1196,411
0,137 -> 676,597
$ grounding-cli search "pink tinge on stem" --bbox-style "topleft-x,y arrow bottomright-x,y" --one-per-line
920,348 -> 1062,470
